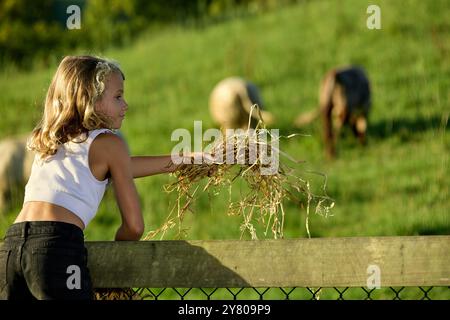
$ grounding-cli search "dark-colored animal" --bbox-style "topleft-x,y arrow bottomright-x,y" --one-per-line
209,77 -> 275,130
294,66 -> 371,158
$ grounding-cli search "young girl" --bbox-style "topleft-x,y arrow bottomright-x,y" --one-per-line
0,55 -> 188,300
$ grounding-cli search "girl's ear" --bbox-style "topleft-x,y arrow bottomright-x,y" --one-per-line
94,98 -> 103,112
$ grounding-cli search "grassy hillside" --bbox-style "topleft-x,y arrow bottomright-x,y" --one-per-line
0,0 -> 448,242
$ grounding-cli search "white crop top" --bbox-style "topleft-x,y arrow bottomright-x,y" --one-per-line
24,128 -> 113,227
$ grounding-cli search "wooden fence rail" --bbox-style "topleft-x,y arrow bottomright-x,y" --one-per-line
83,236 -> 449,288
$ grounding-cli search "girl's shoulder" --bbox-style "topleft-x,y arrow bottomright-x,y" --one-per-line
89,130 -> 130,179
90,130 -> 129,157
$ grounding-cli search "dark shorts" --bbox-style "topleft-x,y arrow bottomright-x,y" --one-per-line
0,221 -> 93,300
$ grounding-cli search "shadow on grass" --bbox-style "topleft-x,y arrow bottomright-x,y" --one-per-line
407,224 -> 450,236
369,114 -> 448,142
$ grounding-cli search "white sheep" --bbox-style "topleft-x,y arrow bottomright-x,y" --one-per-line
0,136 -> 34,213
209,77 -> 275,130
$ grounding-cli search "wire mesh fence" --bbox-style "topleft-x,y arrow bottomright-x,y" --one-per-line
94,286 -> 450,300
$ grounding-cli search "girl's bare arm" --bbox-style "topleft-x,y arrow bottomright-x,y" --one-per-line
100,134 -> 144,240
131,155 -> 178,178
130,153 -> 212,178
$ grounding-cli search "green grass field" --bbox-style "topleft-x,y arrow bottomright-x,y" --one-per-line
0,0 -> 448,244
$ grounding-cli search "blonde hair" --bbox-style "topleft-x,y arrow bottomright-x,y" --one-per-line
28,55 -> 125,159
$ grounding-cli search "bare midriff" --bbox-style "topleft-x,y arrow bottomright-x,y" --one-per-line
14,201 -> 85,230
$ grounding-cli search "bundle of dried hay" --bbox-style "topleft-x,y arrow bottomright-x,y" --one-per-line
144,105 -> 334,240
94,288 -> 143,300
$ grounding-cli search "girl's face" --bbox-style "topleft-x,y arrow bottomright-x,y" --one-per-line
95,72 -> 128,129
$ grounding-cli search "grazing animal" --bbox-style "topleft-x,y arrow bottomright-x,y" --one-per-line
0,136 -> 34,213
209,77 -> 275,131
294,66 -> 371,158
